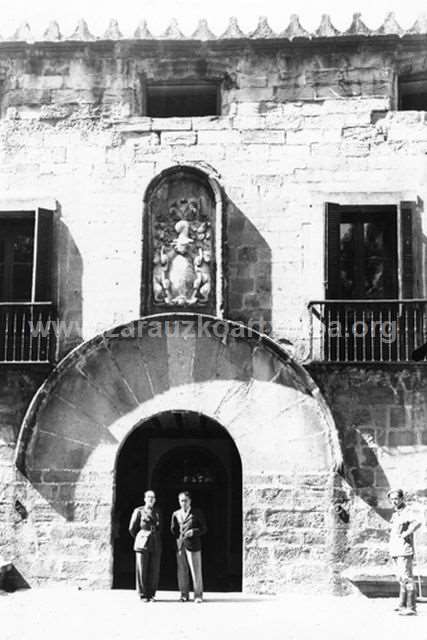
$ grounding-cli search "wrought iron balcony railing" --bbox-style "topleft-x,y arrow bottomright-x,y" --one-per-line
0,302 -> 56,364
307,300 -> 427,363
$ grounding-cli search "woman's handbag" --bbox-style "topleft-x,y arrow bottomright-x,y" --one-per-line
134,528 -> 152,552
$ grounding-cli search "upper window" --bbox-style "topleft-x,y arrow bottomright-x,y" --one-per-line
326,205 -> 398,300
0,219 -> 34,301
145,82 -> 219,117
0,209 -> 52,302
309,202 -> 420,362
0,207 -> 54,363
398,73 -> 427,111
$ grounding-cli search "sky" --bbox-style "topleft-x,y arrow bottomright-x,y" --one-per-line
0,0 -> 425,39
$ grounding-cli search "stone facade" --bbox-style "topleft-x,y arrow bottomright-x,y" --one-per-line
0,29 -> 427,594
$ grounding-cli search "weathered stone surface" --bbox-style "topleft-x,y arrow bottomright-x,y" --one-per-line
0,34 -> 427,598
161,131 -> 197,145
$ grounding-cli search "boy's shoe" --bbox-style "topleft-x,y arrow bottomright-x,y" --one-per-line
400,590 -> 417,615
398,608 -> 417,616
195,597 -> 203,603
179,595 -> 189,602
394,586 -> 407,612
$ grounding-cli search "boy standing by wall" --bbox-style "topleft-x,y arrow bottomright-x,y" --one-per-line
388,489 -> 422,616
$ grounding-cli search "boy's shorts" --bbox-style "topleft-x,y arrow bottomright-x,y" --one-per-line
392,555 -> 414,584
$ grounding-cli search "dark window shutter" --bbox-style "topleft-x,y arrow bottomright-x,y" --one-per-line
33,208 -> 53,301
400,201 -> 415,299
325,202 -> 341,299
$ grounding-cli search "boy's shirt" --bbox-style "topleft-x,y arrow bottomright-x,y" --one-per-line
390,505 -> 420,557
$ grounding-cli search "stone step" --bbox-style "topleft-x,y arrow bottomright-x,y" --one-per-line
342,565 -> 427,597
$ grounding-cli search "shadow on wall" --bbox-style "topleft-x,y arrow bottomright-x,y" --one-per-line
327,433 -> 392,596
1,565 -> 31,592
309,365 -> 393,501
224,196 -> 272,333
339,430 -> 391,521
324,400 -> 393,594
53,207 -> 83,359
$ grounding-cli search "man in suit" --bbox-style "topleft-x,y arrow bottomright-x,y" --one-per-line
129,489 -> 162,602
170,491 -> 207,603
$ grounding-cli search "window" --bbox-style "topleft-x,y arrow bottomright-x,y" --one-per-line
0,209 -> 52,302
398,73 -> 427,111
311,202 -> 423,362
0,207 -> 54,363
145,82 -> 219,117
0,220 -> 34,301
326,206 -> 398,300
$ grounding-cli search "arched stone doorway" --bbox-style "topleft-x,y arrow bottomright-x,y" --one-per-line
113,410 -> 242,591
15,314 -> 342,592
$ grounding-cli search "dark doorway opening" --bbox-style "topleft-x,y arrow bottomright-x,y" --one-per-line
112,411 -> 242,592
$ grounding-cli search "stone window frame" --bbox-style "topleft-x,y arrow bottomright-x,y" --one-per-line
140,165 -> 224,318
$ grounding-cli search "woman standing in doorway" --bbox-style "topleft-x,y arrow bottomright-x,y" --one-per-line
129,489 -> 162,601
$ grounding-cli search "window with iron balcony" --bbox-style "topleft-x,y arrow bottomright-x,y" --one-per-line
0,206 -> 56,364
308,201 -> 427,363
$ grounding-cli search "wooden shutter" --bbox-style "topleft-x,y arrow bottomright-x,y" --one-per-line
400,201 -> 416,299
32,208 -> 53,302
325,202 -> 341,299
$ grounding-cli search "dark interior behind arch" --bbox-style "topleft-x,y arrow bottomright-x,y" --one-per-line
112,410 -> 242,592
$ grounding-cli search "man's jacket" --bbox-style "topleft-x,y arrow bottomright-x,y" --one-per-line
170,507 -> 207,552
129,505 -> 162,552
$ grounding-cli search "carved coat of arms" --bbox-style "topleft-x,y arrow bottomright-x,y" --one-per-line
152,196 -> 213,307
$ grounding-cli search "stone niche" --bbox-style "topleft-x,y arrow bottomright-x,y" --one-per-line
142,166 -> 222,316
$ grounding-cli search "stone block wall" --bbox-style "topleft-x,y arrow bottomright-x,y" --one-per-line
0,369 -> 48,570
0,37 -> 423,120
1,97 -> 427,352
244,471 -> 336,593
309,363 -> 427,586
0,39 -> 426,350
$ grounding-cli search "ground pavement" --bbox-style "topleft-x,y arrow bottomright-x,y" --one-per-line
1,589 -> 427,640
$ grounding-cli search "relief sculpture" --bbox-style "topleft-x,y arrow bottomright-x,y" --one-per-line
152,195 -> 213,307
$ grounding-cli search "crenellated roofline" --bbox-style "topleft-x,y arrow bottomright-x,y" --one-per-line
2,12 -> 427,44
